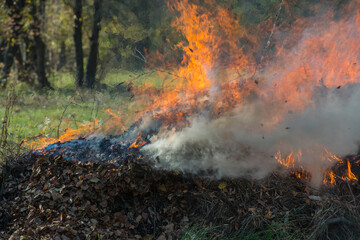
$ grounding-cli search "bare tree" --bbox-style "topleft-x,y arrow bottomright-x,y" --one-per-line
0,0 -> 26,88
29,0 -> 52,89
73,0 -> 84,87
85,0 -> 102,89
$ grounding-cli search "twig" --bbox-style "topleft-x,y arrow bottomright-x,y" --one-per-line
1,90 -> 16,148
153,67 -> 183,80
130,47 -> 184,81
90,93 -> 97,123
135,47 -> 146,62
0,166 -> 7,198
249,0 -> 284,80
265,0 -> 284,50
346,181 -> 356,203
153,188 -> 157,238
326,217 -> 356,226
57,104 -> 71,138
131,53 -> 147,63
128,70 -> 156,84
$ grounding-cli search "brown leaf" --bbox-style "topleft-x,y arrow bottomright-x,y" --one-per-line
100,200 -> 108,208
141,212 -> 149,219
135,215 -> 142,223
165,223 -> 174,232
218,182 -> 227,190
248,208 -> 256,214
265,210 -> 273,219
159,184 -> 167,192
90,177 -> 100,183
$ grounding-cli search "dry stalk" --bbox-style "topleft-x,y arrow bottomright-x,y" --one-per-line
0,90 -> 16,149
346,181 -> 356,203
57,103 -> 71,139
249,0 -> 285,80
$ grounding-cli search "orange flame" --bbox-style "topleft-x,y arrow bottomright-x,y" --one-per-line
323,170 -> 336,186
25,119 -> 99,150
265,2 -> 360,113
275,151 -> 309,180
129,134 -> 147,149
133,0 -> 258,124
343,160 -> 357,181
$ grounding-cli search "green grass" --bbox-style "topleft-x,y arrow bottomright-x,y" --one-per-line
0,67 -> 185,154
0,70 -> 158,149
181,222 -> 303,240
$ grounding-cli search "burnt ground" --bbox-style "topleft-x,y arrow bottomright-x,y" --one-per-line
0,148 -> 359,240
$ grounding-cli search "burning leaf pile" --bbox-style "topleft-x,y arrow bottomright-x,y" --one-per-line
0,154 -> 359,239
24,0 -> 360,186
7,0 -> 360,238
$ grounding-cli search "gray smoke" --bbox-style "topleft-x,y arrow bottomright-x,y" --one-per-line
143,85 -> 360,184
142,7 -> 360,185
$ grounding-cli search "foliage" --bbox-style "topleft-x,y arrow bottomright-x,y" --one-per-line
0,0 -> 346,87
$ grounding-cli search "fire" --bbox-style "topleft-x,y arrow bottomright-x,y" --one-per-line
26,108 -> 131,151
275,151 -> 309,180
265,2 -> 360,113
323,170 -> 336,186
134,0 -> 258,126
343,160 -> 357,181
133,0 -> 360,133
129,134 -> 147,149
25,0 -> 360,187
102,109 -> 127,135
276,149 -> 359,185
25,119 -> 99,150
168,0 -> 254,91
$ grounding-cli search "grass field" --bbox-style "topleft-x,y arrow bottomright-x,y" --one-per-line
0,70 -> 157,149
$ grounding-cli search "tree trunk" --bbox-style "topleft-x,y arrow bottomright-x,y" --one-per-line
0,44 -> 15,88
30,0 -> 52,89
34,35 -> 51,89
1,0 -> 26,88
0,39 -> 7,63
85,0 -> 102,89
74,0 -> 84,87
58,41 -> 66,71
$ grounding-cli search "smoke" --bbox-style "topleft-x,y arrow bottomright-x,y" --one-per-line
142,2 -> 360,185
143,85 -> 360,183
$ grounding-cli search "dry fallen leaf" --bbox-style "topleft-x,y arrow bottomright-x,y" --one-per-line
90,177 -> 100,183
159,184 -> 167,192
218,182 -> 227,190
135,215 -> 142,223
265,210 -> 272,219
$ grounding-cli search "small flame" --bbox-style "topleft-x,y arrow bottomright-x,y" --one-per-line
343,160 -> 357,181
323,170 -> 336,186
25,119 -> 99,150
275,151 -> 309,180
277,149 -> 358,185
129,134 -> 147,149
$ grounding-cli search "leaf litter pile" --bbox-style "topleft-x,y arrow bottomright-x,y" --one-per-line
0,152 -> 360,239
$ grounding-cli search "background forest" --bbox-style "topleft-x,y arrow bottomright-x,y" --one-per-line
0,0 -> 347,148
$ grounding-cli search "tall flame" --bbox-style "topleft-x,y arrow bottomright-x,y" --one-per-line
344,160 -> 357,181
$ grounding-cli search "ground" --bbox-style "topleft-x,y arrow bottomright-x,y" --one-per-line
0,72 -> 359,239
0,151 -> 359,239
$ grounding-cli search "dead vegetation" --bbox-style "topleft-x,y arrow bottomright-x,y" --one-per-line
0,153 -> 359,240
